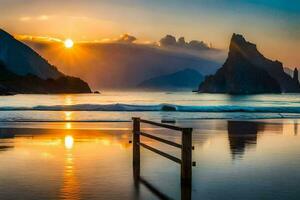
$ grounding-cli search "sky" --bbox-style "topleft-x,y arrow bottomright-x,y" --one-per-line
0,0 -> 300,66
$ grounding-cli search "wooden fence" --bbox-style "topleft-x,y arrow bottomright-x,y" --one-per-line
132,117 -> 195,186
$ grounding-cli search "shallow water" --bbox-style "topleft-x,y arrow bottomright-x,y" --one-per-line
1,92 -> 300,122
0,120 -> 300,200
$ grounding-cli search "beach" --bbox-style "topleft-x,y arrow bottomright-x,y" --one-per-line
0,119 -> 300,200
1,2 -> 300,199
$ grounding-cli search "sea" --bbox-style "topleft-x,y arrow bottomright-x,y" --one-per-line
0,91 -> 300,122
0,91 -> 300,200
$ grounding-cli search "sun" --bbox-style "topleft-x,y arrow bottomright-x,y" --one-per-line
64,39 -> 74,48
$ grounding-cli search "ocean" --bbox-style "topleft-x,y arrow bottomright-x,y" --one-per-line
0,91 -> 300,123
1,92 -> 300,199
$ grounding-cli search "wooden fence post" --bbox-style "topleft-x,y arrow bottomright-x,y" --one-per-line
181,128 -> 192,186
132,117 -> 141,179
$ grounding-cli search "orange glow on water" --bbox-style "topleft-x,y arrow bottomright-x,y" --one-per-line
61,134 -> 79,200
65,123 -> 72,129
64,112 -> 73,121
2,121 -> 300,199
64,135 -> 74,149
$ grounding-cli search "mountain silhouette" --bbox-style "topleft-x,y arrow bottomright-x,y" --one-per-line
198,34 -> 300,94
0,29 -> 91,94
137,68 -> 203,90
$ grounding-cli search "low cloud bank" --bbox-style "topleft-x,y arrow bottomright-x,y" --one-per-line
117,34 -> 137,43
18,34 -> 225,90
159,35 -> 210,51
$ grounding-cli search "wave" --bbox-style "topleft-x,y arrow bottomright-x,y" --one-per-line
0,103 -> 300,113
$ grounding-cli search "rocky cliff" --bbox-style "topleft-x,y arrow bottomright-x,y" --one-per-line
198,34 -> 299,94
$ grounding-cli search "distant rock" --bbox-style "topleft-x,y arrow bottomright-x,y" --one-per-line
199,34 -> 299,94
138,68 -> 204,91
93,90 -> 101,94
161,105 -> 177,111
0,29 -> 91,94
293,68 -> 299,86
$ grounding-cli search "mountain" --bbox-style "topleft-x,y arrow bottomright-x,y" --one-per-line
0,29 -> 91,94
0,61 -> 90,94
198,34 -> 299,94
137,68 -> 204,91
21,37 -> 225,90
0,29 -> 62,79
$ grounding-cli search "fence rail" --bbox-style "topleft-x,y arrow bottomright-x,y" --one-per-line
139,131 -> 182,149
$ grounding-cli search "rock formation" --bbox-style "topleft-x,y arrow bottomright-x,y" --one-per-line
198,34 -> 299,94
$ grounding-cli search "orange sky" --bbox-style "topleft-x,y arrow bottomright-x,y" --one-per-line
0,0 -> 299,67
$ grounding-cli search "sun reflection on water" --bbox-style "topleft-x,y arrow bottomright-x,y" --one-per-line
65,123 -> 72,129
64,111 -> 73,121
60,134 -> 80,199
64,135 -> 74,150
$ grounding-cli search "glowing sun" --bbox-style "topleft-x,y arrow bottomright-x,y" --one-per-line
64,39 -> 74,48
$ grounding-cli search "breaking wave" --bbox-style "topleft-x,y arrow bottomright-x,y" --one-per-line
0,103 -> 299,113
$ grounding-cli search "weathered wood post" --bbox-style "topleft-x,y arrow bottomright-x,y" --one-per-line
132,117 -> 141,180
181,128 -> 193,186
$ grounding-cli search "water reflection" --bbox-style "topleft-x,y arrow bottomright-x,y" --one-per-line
64,135 -> 74,149
60,135 -> 80,200
0,129 -> 14,152
135,177 -> 173,200
0,145 -> 13,151
0,121 -> 299,199
294,121 -> 298,135
227,121 -> 261,160
64,112 -> 73,121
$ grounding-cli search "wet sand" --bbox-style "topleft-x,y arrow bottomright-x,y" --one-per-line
0,119 -> 300,200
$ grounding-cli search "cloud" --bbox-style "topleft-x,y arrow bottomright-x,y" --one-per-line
19,16 -> 31,21
19,15 -> 51,22
159,35 -> 177,46
20,38 -> 221,89
160,35 -> 210,51
15,35 -> 62,43
36,15 -> 50,21
117,34 -> 137,43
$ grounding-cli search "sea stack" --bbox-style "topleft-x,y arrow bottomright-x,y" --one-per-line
293,68 -> 299,85
198,34 -> 300,94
